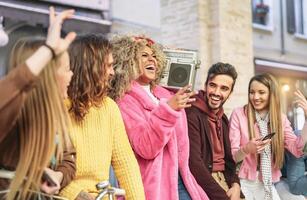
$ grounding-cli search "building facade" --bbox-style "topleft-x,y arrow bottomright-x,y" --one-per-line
160,0 -> 254,115
113,0 -> 307,116
0,0 -> 306,117
252,0 -> 307,122
0,0 -> 111,76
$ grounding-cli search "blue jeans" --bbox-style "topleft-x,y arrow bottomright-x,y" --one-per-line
178,173 -> 191,200
109,166 -> 119,187
286,152 -> 307,196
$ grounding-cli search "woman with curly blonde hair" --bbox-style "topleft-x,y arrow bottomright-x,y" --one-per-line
109,35 -> 209,200
109,36 -> 165,101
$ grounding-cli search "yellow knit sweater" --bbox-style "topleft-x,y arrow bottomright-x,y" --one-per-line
60,97 -> 145,199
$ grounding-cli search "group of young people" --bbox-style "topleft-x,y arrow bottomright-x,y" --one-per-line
0,7 -> 306,200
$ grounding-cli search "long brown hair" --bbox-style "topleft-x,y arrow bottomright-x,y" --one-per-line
67,34 -> 112,122
246,73 -> 284,168
7,38 -> 70,199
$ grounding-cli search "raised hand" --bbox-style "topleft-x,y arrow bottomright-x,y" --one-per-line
26,7 -> 76,76
46,6 -> 76,55
294,89 -> 307,117
295,89 -> 307,144
167,85 -> 197,111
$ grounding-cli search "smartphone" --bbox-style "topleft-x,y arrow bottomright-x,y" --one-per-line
262,132 -> 276,141
184,88 -> 192,93
42,171 -> 57,187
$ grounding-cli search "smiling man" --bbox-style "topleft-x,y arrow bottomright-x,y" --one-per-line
186,62 -> 243,200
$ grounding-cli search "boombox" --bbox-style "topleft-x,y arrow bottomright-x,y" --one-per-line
160,49 -> 200,90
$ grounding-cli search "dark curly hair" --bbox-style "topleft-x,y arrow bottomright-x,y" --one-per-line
67,34 -> 112,122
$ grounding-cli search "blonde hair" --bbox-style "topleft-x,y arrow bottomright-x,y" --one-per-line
7,38 -> 70,199
246,73 -> 284,168
109,35 -> 166,101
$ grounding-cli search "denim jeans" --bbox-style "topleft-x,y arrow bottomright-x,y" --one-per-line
178,173 -> 191,200
109,166 -> 119,187
286,152 -> 307,196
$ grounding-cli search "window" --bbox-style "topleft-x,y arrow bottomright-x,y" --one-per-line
287,0 -> 307,37
295,0 -> 307,35
252,0 -> 274,30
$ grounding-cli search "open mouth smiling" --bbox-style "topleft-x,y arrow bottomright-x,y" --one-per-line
145,65 -> 156,71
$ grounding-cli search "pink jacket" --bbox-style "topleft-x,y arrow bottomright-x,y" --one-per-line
229,107 -> 304,183
117,81 -> 209,200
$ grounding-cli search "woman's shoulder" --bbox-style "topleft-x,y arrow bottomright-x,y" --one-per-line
229,106 -> 248,123
280,112 -> 290,125
104,96 -> 116,104
91,97 -> 120,114
231,106 -> 246,115
103,97 -> 123,110
117,92 -> 138,106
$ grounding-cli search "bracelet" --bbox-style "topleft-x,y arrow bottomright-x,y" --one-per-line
43,43 -> 56,59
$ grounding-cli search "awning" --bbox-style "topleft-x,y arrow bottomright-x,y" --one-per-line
0,0 -> 111,33
255,58 -> 307,79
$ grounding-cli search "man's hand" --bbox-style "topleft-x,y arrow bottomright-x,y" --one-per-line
226,183 -> 241,200
75,191 -> 95,200
40,168 -> 63,195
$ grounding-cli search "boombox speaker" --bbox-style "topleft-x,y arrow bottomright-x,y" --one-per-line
160,49 -> 200,90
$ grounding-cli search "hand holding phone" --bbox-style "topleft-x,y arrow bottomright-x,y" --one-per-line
42,171 -> 57,187
261,132 -> 276,141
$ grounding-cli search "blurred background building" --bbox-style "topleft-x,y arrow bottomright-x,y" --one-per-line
0,0 -> 306,117
252,0 -> 307,123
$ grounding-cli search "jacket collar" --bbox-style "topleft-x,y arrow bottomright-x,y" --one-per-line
126,81 -> 172,110
192,90 -> 224,121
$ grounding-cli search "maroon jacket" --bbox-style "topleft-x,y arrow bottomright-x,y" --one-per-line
185,90 -> 241,200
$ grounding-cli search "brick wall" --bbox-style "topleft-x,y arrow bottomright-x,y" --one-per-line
161,0 -> 254,115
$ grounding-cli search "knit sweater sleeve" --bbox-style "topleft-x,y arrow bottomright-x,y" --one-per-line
110,99 -> 145,200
